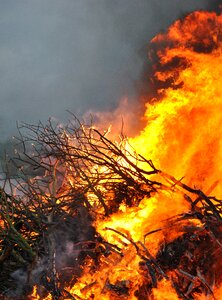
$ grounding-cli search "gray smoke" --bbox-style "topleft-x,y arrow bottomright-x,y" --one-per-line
7,204 -> 96,297
0,0 -> 210,140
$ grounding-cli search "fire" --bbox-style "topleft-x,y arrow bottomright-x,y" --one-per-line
130,11 -> 222,197
70,192 -> 191,299
152,278 -> 179,300
65,10 -> 222,299
2,9 -> 222,300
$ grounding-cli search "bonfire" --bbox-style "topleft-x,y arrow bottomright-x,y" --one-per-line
1,9 -> 222,300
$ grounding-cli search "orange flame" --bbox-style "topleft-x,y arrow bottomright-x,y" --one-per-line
30,10 -> 222,299
130,11 -> 222,197
68,10 -> 222,300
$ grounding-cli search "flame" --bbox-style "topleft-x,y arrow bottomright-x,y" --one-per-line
152,278 -> 179,300
130,11 -> 222,197
28,10 -> 222,300
61,10 -> 222,300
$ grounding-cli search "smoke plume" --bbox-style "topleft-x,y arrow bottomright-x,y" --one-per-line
0,0 -> 210,140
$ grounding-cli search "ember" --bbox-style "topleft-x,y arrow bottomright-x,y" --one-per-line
1,9 -> 222,300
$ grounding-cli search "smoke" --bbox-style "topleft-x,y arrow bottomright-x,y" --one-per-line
7,205 -> 96,297
206,0 -> 222,11
0,0 -> 210,140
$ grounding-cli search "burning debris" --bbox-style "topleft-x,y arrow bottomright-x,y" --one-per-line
0,117 -> 221,300
1,9 -> 222,300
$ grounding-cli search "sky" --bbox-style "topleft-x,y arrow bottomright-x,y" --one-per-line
0,0 -> 213,140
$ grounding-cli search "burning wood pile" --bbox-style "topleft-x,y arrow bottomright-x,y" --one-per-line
1,8 -> 222,300
0,117 -> 221,299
